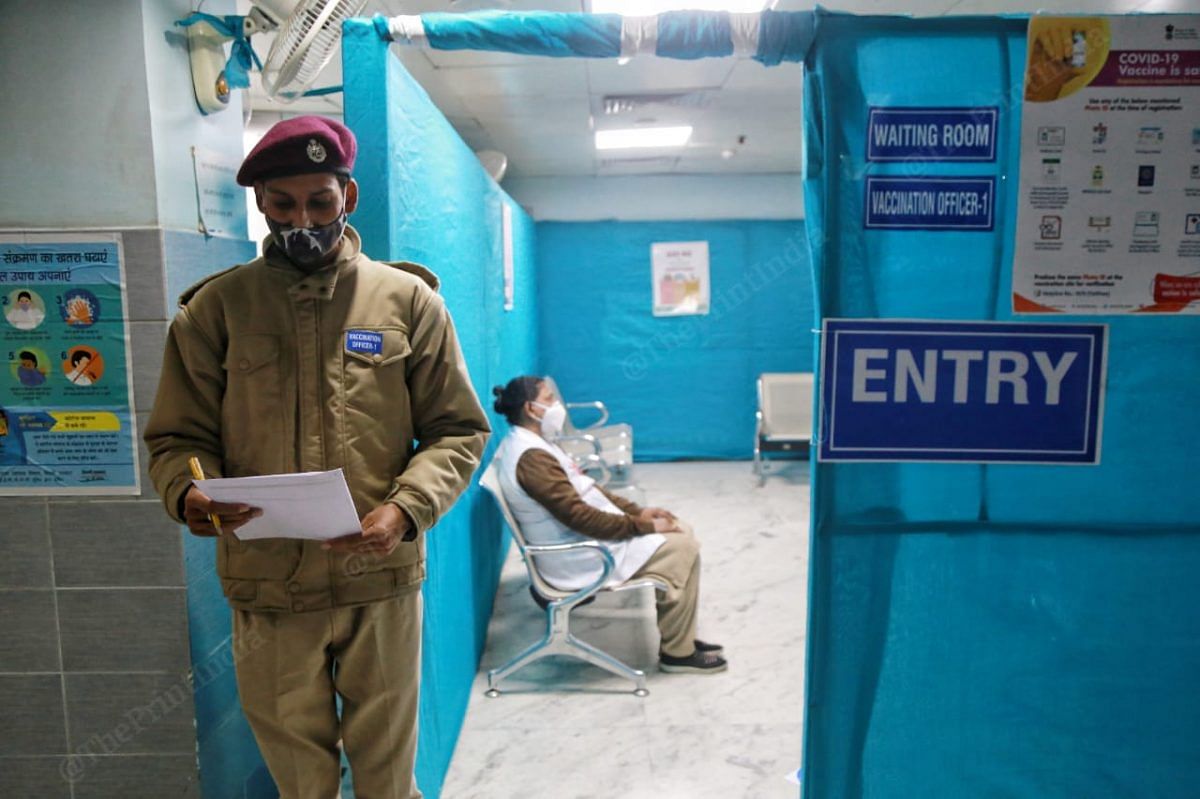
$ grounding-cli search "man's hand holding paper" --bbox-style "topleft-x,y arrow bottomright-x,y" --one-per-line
322,503 -> 413,556
192,469 -> 364,542
183,486 -> 262,537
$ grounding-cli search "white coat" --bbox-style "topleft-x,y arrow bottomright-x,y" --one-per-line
495,426 -> 664,591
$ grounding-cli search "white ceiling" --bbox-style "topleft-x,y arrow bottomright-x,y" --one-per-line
242,0 -> 1194,179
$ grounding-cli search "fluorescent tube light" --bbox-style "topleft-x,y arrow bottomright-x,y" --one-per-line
595,126 -> 694,150
591,0 -> 770,14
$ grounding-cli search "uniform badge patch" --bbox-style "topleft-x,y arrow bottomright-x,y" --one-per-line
346,330 -> 384,355
306,138 -> 327,163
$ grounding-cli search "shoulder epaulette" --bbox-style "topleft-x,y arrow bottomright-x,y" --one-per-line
383,260 -> 441,293
177,262 -> 252,307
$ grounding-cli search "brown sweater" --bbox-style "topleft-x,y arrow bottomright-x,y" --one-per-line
515,449 -> 656,541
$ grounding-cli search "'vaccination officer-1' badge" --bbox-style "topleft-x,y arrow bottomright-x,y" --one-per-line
346,330 -> 384,356
306,138 -> 327,163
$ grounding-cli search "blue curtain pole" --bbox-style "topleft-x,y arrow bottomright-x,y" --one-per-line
373,9 -> 817,66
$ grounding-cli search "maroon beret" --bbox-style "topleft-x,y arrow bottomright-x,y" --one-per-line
236,115 -> 357,186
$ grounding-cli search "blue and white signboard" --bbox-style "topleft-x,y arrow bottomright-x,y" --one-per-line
864,176 -> 996,231
866,107 -> 999,162
819,320 -> 1107,463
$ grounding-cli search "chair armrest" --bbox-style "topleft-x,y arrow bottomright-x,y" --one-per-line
554,433 -> 602,456
565,401 -> 610,430
579,454 -> 612,486
609,577 -> 668,595
524,541 -> 615,606
756,410 -> 764,439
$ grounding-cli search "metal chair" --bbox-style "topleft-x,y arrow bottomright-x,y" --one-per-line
478,462 -> 665,697
543,377 -> 634,484
754,372 -> 814,485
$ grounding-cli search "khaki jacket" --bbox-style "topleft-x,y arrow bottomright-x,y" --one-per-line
144,226 -> 490,612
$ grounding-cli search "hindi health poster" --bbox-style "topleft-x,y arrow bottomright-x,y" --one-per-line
1013,14 -> 1200,314
0,233 -> 140,494
652,241 -> 710,317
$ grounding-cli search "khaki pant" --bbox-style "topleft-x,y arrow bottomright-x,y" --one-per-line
233,590 -> 423,799
630,523 -> 702,658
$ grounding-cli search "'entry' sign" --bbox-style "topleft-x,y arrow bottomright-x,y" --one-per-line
818,319 -> 1107,463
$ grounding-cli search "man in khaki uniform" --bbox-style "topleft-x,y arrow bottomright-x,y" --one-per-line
144,116 -> 490,799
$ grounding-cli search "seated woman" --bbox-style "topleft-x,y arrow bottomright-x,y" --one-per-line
492,375 -> 726,674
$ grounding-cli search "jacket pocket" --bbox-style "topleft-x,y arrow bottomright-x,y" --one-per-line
221,334 -> 285,474
340,326 -> 413,413
220,578 -> 259,603
219,535 -> 302,580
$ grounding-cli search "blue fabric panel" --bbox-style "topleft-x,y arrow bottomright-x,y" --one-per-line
343,19 -> 539,798
537,220 -> 812,460
802,11 -> 1200,799
655,11 -> 732,59
421,11 -> 621,58
754,9 -> 817,66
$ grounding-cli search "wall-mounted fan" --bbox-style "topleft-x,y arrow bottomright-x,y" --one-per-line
183,0 -> 366,114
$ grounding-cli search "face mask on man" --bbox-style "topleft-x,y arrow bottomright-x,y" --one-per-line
531,401 -> 567,438
267,210 -> 347,269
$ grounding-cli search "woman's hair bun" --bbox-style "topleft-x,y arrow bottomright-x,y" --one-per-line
492,375 -> 544,425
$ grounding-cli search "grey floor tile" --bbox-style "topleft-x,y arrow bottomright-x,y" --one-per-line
128,320 -> 167,412
69,754 -> 199,799
121,228 -> 167,323
0,674 -> 67,756
0,501 -> 51,588
134,410 -> 157,501
0,589 -> 61,671
50,501 -> 183,587
65,673 -> 197,756
57,589 -> 189,672
0,756 -> 72,799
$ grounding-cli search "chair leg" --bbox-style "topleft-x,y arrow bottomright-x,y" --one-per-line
754,439 -> 765,486
564,633 -> 648,696
486,636 -> 557,696
486,602 -> 650,696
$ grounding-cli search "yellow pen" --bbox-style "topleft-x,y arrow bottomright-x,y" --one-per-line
187,456 -> 223,534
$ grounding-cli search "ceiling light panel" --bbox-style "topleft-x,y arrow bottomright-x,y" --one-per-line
595,126 -> 694,149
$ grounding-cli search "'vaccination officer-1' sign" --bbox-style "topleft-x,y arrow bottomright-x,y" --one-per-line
818,319 -> 1108,464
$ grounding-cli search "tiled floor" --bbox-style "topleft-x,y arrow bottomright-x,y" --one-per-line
441,460 -> 810,799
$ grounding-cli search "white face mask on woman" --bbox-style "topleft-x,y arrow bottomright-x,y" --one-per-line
531,401 -> 567,438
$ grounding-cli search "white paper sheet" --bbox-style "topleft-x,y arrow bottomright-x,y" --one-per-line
194,469 -> 362,541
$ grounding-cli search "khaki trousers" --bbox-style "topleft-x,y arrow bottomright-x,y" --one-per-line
233,590 -> 423,799
630,523 -> 702,657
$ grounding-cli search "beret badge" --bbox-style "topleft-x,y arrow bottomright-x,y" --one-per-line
306,138 -> 327,163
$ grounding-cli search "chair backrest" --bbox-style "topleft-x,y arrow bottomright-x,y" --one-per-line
758,372 -> 814,439
478,460 -> 570,599
541,376 -> 580,436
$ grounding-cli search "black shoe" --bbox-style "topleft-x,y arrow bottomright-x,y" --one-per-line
659,649 -> 728,674
529,585 -> 595,611
693,639 -> 723,654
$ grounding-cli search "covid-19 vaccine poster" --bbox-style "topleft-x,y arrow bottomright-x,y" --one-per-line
0,233 -> 140,494
1013,14 -> 1200,314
